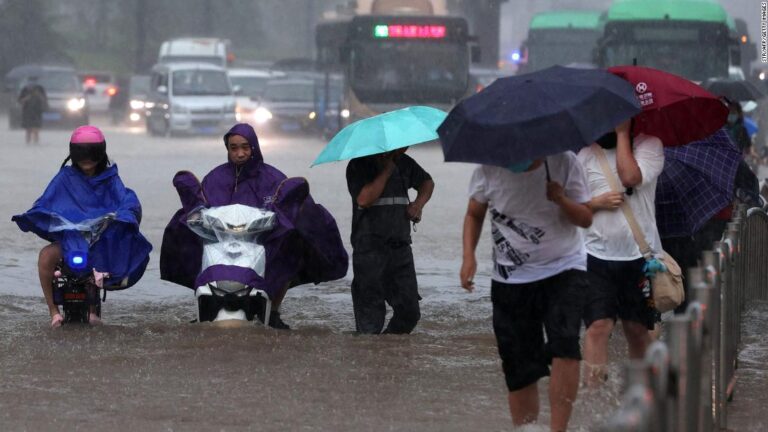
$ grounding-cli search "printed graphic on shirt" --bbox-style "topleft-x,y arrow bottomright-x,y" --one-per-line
491,225 -> 530,267
490,208 -> 545,244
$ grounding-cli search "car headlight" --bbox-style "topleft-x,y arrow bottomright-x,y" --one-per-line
67,98 -> 86,112
308,111 -> 317,120
171,104 -> 188,114
253,107 -> 273,124
145,102 -> 156,109
130,99 -> 145,110
340,109 -> 350,119
129,112 -> 141,122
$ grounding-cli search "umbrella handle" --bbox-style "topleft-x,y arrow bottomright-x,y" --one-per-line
544,159 -> 551,182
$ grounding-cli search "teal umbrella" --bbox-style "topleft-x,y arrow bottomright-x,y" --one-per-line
312,106 -> 447,166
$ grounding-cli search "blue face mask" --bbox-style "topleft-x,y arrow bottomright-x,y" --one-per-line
507,160 -> 534,173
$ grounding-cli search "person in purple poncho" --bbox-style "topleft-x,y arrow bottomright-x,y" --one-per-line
160,123 -> 349,329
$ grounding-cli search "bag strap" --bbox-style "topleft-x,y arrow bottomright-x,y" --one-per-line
591,144 -> 654,259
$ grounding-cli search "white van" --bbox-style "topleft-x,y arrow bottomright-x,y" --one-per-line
145,63 -> 236,136
158,38 -> 232,68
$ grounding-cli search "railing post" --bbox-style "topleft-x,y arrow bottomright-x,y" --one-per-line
712,240 -> 730,429
644,341 -> 670,432
689,267 -> 714,432
668,314 -> 691,432
702,249 -> 723,429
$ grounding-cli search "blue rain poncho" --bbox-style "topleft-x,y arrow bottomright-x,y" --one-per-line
12,164 -> 152,289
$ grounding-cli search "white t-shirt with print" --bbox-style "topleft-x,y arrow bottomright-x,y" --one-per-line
468,152 -> 591,284
576,134 -> 665,261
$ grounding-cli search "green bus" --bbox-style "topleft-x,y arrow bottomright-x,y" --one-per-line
595,0 -> 738,81
518,11 -> 604,74
316,15 -> 475,124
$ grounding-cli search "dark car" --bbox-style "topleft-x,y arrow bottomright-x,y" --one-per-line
5,65 -> 89,129
125,75 -> 151,124
256,78 -> 316,133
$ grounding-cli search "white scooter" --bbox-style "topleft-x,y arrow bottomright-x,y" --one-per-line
186,204 -> 276,325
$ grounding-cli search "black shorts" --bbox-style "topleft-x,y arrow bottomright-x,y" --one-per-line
491,269 -> 586,392
583,255 -> 655,330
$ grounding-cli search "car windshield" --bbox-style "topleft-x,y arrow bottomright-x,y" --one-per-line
172,70 -> 231,96
263,82 -> 314,102
161,56 -> 223,66
25,71 -> 80,93
129,76 -> 151,96
230,76 -> 270,97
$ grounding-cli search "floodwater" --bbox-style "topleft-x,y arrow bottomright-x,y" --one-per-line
0,117 -> 765,431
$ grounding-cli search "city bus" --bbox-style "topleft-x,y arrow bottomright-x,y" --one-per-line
316,14 -> 474,124
595,0 -> 738,82
517,11 -> 603,74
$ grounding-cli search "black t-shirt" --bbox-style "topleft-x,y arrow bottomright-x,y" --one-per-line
346,154 -> 432,250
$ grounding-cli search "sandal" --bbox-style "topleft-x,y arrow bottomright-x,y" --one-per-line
50,313 -> 64,328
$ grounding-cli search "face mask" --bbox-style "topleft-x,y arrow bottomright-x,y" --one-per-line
596,132 -> 617,149
727,114 -> 738,124
507,160 -> 534,173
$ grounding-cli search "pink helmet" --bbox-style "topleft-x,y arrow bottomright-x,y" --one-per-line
68,125 -> 107,166
70,125 -> 105,145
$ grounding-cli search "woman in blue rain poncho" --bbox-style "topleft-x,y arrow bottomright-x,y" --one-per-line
12,126 -> 152,328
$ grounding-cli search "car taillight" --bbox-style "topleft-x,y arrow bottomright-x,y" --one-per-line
106,87 -> 117,96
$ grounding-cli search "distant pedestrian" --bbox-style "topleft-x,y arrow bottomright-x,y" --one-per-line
18,76 -> 48,144
460,153 -> 592,431
346,148 -> 434,334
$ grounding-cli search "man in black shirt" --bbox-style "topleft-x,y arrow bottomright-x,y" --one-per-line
346,148 -> 434,334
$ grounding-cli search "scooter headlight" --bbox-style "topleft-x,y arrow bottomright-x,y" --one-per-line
66,251 -> 88,270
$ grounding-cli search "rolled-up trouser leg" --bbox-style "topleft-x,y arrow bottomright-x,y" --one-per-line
352,249 -> 387,334
383,245 -> 420,334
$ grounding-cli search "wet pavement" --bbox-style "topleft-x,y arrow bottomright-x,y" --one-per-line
0,117 -> 765,431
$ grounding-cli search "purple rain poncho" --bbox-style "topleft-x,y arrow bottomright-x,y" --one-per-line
160,123 -> 348,299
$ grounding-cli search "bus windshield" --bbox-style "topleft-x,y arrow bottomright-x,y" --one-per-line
350,40 -> 468,103
603,40 -> 728,81
525,30 -> 600,71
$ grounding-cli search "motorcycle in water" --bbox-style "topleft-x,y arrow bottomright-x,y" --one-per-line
50,214 -> 119,324
186,204 -> 277,325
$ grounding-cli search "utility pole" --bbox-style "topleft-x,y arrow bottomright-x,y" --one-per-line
134,0 -> 148,72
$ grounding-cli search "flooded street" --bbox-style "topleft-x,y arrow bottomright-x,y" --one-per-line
0,118 -> 765,431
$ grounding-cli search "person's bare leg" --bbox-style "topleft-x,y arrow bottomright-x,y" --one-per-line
622,321 -> 651,359
550,358 -> 580,432
582,318 -> 614,387
25,128 -> 31,144
508,382 -> 539,426
32,129 -> 40,144
38,244 -> 62,319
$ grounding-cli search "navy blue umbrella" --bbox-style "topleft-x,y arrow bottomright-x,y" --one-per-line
655,128 -> 741,238
438,65 -> 642,167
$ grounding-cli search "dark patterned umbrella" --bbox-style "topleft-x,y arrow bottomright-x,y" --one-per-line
655,129 -> 741,238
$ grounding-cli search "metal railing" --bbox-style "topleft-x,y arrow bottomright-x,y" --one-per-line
601,205 -> 768,431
